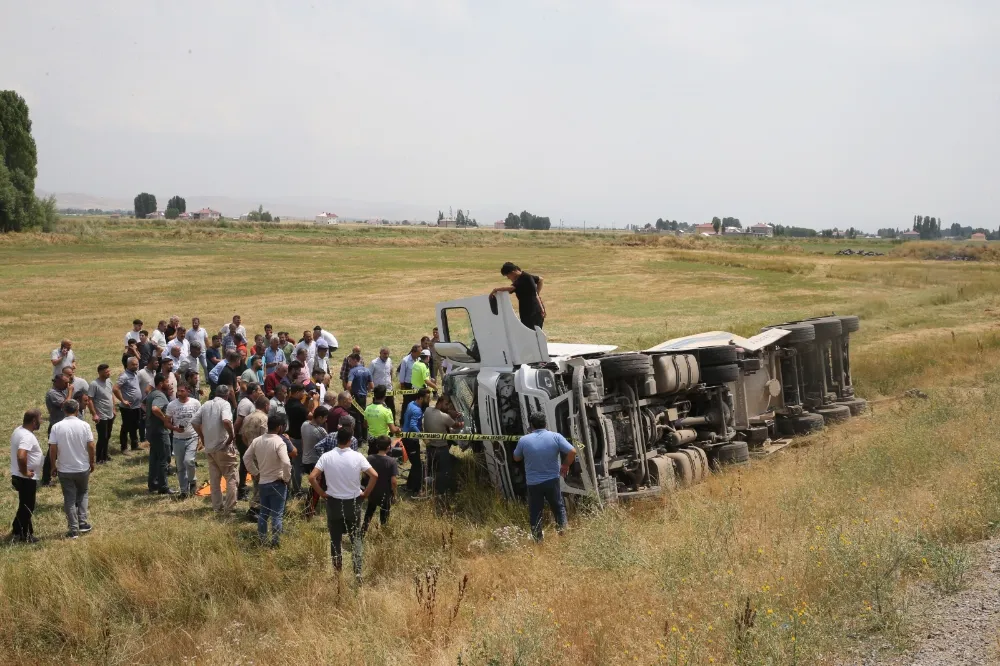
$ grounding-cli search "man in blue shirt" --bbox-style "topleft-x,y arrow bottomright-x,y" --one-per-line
401,388 -> 430,493
513,411 -> 576,541
345,353 -> 374,442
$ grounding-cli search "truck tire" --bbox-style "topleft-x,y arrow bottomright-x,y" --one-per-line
776,412 -> 825,436
665,452 -> 693,488
686,446 -> 710,482
838,397 -> 867,415
649,456 -> 676,493
700,363 -> 739,385
600,353 -> 652,379
717,441 -> 750,465
837,315 -> 860,333
814,404 -> 851,424
679,448 -> 703,484
764,322 -> 815,344
698,346 -> 738,367
808,317 -> 843,339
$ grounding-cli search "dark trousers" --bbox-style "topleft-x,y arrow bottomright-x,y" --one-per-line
138,409 -> 146,442
42,447 -> 54,486
384,395 -> 396,419
326,497 -> 363,576
148,432 -> 170,491
362,492 -> 391,534
427,445 -> 455,494
522,314 -> 545,330
402,438 -> 422,492
236,439 -> 249,493
350,396 -> 368,442
11,475 -> 37,539
120,407 -> 141,451
527,478 -> 567,541
95,417 -> 115,462
400,383 -> 413,417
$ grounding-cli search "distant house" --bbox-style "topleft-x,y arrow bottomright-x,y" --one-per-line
971,232 -> 987,241
145,211 -> 165,220
901,230 -> 921,240
365,219 -> 383,226
315,212 -> 338,225
178,212 -> 192,220
694,222 -> 716,235
494,221 -> 506,229
750,223 -> 773,237
192,208 -> 221,221
438,217 -> 457,228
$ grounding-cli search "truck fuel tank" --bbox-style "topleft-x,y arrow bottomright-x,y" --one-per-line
653,354 -> 700,394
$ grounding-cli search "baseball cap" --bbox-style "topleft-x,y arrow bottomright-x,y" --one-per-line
316,339 -> 329,349
420,349 -> 431,357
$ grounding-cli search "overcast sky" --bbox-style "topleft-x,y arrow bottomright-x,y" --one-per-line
2,1 -> 998,230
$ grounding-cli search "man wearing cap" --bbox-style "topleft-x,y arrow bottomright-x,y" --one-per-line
412,349 -> 437,393
313,338 -> 331,376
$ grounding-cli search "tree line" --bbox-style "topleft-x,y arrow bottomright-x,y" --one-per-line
504,210 -> 550,230
0,90 -> 58,232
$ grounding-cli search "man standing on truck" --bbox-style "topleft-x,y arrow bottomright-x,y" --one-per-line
491,262 -> 546,329
513,411 -> 576,542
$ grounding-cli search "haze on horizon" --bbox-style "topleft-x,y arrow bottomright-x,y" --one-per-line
1,1 -> 998,231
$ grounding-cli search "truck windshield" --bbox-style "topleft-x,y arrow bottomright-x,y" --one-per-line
444,371 -> 478,431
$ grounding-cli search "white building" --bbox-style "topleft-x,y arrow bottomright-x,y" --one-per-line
145,211 -> 165,220
749,223 -> 773,237
315,212 -> 338,225
193,208 -> 221,221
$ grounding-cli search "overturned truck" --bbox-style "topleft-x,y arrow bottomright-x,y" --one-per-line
433,293 -> 863,503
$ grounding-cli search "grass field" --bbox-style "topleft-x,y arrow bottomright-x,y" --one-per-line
3,222 -> 1000,665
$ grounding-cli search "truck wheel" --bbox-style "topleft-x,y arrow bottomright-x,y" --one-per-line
837,315 -> 860,333
687,446 -> 710,481
665,452 -> 693,488
814,404 -> 851,424
808,317 -> 843,339
649,456 -> 676,493
776,412 -> 825,435
600,353 -> 652,379
717,441 -> 750,465
838,397 -> 867,415
698,346 -> 738,367
679,448 -> 703,484
701,363 -> 739,385
764,322 -> 815,344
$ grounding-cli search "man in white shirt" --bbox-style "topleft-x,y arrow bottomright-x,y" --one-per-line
186,317 -> 210,373
167,327 -> 191,360
192,384 -> 238,512
48,400 -> 96,539
369,347 -> 395,417
309,428 -> 378,580
51,339 -> 75,378
313,338 -> 331,375
166,383 -> 202,497
313,326 -> 339,352
220,315 -> 247,341
234,383 -> 262,500
10,409 -> 43,543
243,412 -> 293,546
295,330 -> 317,371
150,320 -> 168,348
124,319 -> 143,349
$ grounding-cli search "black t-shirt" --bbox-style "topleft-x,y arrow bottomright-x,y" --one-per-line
165,325 -> 176,342
367,453 -> 398,496
206,346 -> 221,368
285,399 -> 308,439
512,272 -> 541,320
217,365 -> 238,390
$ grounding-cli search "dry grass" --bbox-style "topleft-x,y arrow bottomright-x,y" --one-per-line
2,225 -> 1000,665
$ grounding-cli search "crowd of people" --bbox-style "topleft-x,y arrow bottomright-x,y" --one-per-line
9,263 -> 569,582
13,314 -> 466,577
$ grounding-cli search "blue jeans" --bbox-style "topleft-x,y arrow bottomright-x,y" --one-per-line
527,478 -> 566,541
258,481 -> 287,545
